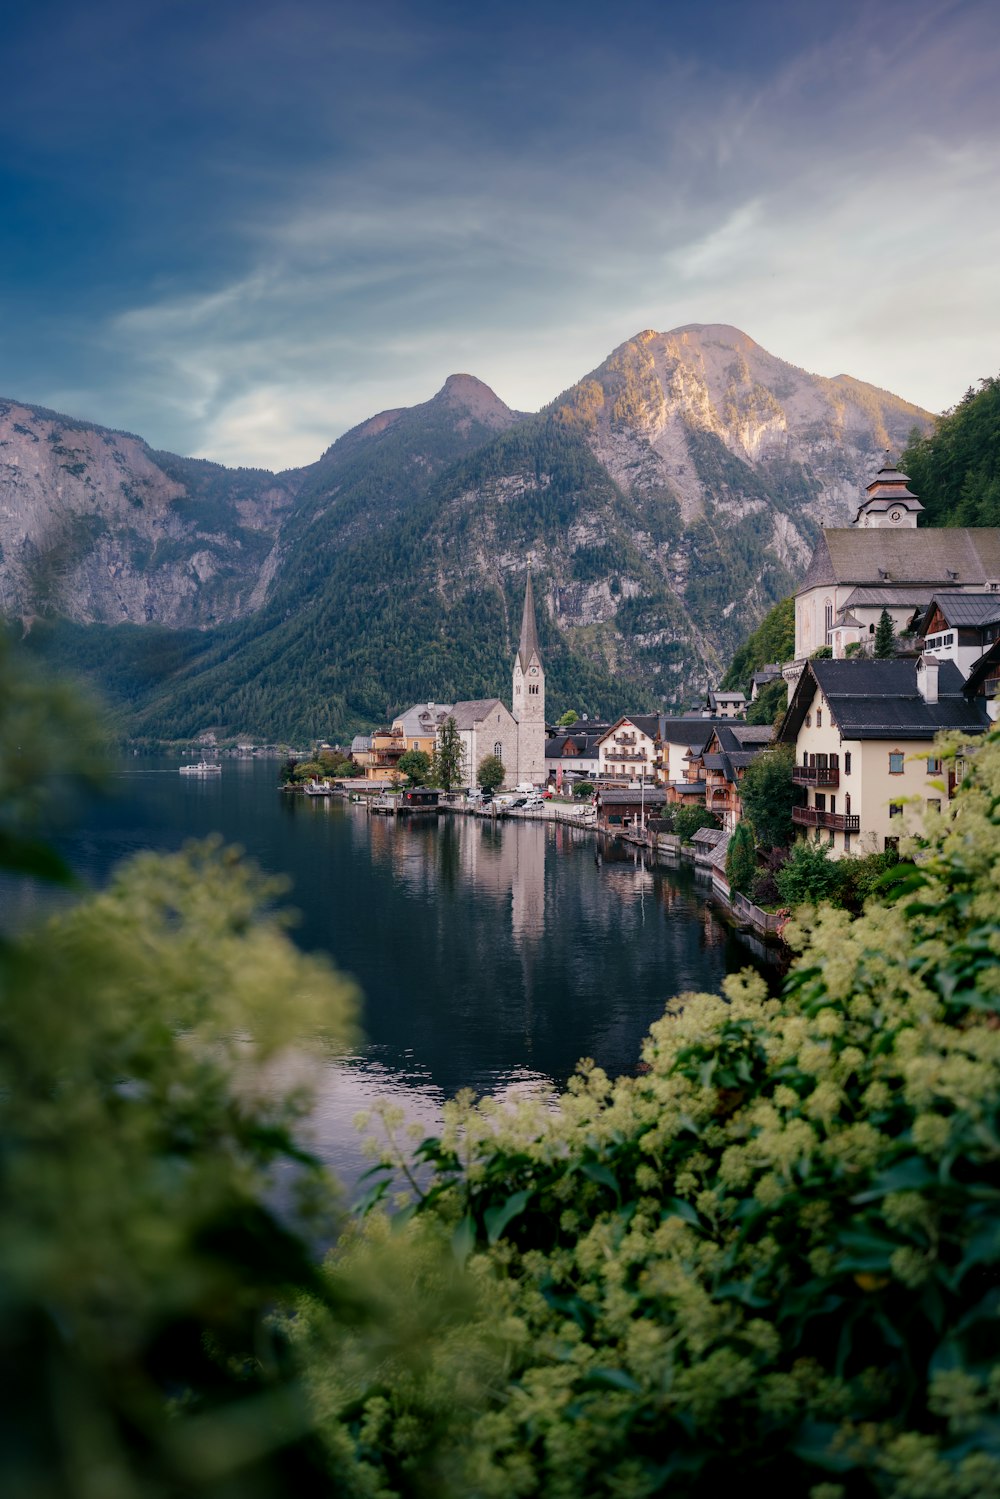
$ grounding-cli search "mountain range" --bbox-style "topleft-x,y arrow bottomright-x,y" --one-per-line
1,325 -> 932,740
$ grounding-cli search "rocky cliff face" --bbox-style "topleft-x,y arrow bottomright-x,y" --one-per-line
0,399 -> 301,627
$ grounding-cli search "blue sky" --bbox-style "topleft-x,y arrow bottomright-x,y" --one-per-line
1,0 -> 997,469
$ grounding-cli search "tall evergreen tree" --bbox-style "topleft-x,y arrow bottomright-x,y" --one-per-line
725,820 -> 756,896
874,608 -> 896,658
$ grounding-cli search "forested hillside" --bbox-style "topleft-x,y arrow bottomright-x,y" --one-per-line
901,374 -> 1000,527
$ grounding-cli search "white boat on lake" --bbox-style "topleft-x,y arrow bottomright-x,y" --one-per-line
179,761 -> 222,776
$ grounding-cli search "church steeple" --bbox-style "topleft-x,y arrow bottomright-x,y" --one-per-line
512,571 -> 545,785
517,570 -> 541,669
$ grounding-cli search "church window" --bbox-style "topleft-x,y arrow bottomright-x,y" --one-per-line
824,601 -> 833,642
494,742 -> 502,758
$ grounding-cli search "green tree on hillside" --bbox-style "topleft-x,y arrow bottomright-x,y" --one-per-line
745,676 -> 787,727
476,754 -> 505,795
721,595 -> 795,691
431,716 -> 464,791
874,607 -> 896,658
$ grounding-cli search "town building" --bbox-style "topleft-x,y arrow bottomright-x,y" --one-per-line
448,698 -> 521,788
597,715 -> 659,783
690,723 -> 775,832
594,785 -> 666,832
792,458 -> 1000,665
705,689 -> 747,718
778,657 -> 990,857
918,595 -> 1000,678
545,730 -> 602,785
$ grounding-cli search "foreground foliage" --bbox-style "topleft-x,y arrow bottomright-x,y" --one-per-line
0,642 -> 359,1497
299,731 -> 1000,1498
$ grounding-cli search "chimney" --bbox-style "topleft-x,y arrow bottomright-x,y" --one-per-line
917,654 -> 939,705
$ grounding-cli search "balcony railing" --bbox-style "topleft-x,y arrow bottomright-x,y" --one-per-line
605,751 -> 648,762
792,764 -> 840,788
793,806 -> 859,832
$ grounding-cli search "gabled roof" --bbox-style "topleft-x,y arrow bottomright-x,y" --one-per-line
780,659 -> 990,743
692,826 -> 727,847
798,529 -> 1000,594
392,702 -> 454,735
545,733 -> 601,759
598,714 -> 661,744
350,734 -> 372,754
595,787 -> 667,807
449,698 -> 509,729
921,593 -> 1000,631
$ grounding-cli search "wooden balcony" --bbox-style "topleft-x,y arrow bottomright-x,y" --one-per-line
793,806 -> 859,832
605,751 -> 648,762
792,764 -> 840,788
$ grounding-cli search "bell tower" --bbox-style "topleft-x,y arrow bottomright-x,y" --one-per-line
853,452 -> 924,529
512,572 -> 546,784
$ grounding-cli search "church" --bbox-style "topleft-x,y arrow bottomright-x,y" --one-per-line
447,573 -> 547,789
792,455 -> 1000,667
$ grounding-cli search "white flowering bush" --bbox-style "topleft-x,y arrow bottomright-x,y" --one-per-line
299,731 -> 1000,1498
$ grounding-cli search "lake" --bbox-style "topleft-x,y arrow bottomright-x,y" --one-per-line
4,760 -> 774,1191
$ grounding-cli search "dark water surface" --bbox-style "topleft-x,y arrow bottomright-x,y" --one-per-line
5,760 -> 771,1188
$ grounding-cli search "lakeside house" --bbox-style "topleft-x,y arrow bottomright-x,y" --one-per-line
778,656 -> 989,857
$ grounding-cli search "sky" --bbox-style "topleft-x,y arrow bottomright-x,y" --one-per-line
1,0 -> 997,470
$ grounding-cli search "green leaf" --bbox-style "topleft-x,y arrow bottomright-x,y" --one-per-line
580,1162 -> 620,1199
451,1213 -> 475,1265
484,1188 -> 532,1245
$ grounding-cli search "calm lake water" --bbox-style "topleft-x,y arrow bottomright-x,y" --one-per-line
5,760 -> 773,1191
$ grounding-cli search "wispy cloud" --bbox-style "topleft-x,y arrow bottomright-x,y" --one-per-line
5,0 -> 998,465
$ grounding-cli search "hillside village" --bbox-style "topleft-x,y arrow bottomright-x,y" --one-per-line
334,453 -> 999,918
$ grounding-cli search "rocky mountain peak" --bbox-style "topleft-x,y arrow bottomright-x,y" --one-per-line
433,373 -> 516,430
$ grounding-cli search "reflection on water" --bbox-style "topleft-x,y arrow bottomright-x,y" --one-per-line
4,762 -> 772,1190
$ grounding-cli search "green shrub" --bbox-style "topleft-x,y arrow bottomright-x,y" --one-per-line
573,780 -> 595,799
673,804 -> 721,843
775,838 -> 844,905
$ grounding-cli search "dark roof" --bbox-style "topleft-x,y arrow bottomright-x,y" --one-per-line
780,659 -> 990,743
669,780 -> 706,794
692,826 -> 727,847
595,787 -> 667,807
798,529 -> 1000,593
517,572 -> 541,669
449,698 -> 506,729
659,716 -> 726,746
545,733 -> 601,759
842,585 -> 950,610
751,664 -> 784,685
921,593 -> 1000,631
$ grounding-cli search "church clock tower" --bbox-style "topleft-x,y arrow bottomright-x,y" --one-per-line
512,572 -> 546,785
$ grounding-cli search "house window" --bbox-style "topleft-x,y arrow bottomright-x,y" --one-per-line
816,710 -> 822,727
806,712 -> 812,727
927,757 -> 942,774
885,836 -> 899,852
830,796 -> 836,814
889,752 -> 904,774
844,832 -> 851,855
844,752 -> 852,775
889,803 -> 903,818
815,793 -> 826,812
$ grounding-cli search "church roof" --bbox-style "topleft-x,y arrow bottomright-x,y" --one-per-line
517,572 -> 542,669
798,529 -> 1000,593
448,698 -> 508,729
